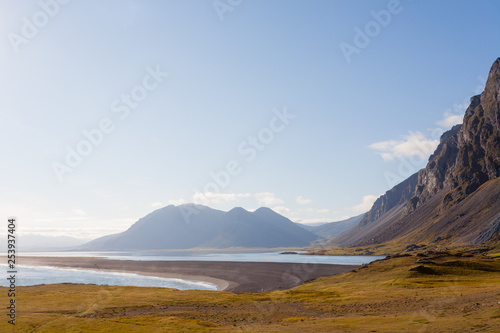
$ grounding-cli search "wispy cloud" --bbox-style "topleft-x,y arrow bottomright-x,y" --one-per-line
369,131 -> 439,162
351,195 -> 378,213
437,111 -> 463,128
167,198 -> 187,206
192,192 -> 251,205
255,192 -> 284,206
299,208 -> 329,214
272,206 -> 291,215
296,196 -> 312,205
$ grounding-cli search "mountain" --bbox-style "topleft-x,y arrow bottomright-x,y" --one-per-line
0,234 -> 90,251
304,214 -> 365,240
332,58 -> 500,248
82,205 -> 319,250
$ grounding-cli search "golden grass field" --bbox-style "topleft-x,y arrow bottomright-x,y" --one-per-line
1,251 -> 499,332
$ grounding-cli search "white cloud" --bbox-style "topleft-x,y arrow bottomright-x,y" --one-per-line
255,192 -> 284,206
351,195 -> 378,213
299,208 -> 329,214
436,97 -> 468,129
272,206 -> 291,216
167,198 -> 187,206
150,202 -> 165,208
437,112 -> 463,128
192,192 -> 251,205
369,140 -> 400,151
296,196 -> 312,205
369,131 -> 439,162
380,152 -> 394,161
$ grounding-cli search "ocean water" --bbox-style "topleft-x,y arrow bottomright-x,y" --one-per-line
1,265 -> 218,291
21,251 -> 384,265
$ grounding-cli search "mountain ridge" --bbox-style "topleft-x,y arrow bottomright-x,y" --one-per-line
331,58 -> 500,248
304,214 -> 365,240
82,204 -> 319,250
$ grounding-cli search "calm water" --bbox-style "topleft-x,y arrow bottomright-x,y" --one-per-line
21,251 -> 384,265
1,264 -> 218,290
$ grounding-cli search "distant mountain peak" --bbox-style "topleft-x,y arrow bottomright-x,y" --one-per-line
228,207 -> 249,213
254,207 -> 276,214
82,205 -> 319,250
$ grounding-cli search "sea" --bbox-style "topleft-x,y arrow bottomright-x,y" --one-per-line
2,251 -> 384,290
1,264 -> 218,291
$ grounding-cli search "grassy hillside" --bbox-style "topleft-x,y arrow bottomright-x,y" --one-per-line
2,253 -> 499,332
307,232 -> 500,257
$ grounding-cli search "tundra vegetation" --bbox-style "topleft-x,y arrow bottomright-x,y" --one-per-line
2,249 -> 499,332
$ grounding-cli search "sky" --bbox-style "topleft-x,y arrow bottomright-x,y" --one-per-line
1,0 -> 499,240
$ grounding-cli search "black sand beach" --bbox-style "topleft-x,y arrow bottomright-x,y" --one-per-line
20,256 -> 358,293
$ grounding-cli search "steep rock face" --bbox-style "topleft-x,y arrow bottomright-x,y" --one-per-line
405,124 -> 461,213
411,58 -> 500,211
337,58 -> 500,247
360,173 -> 418,226
452,72 -> 500,193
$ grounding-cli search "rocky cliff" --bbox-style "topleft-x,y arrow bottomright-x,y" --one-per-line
332,58 -> 500,247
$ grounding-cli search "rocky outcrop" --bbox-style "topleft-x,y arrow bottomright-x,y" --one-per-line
360,173 -> 418,226
406,58 -> 500,216
403,124 -> 461,214
411,58 -> 500,211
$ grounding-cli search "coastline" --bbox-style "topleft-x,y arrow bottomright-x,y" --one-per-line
19,256 -> 358,293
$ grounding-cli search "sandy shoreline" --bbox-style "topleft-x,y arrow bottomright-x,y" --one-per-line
19,256 -> 358,293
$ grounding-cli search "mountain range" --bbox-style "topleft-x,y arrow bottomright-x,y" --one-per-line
2,234 -> 89,252
82,205 -> 320,250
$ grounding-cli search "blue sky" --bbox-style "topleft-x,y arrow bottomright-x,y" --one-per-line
1,0 -> 499,239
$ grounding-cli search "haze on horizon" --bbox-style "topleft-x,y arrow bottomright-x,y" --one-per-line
1,0 -> 499,240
